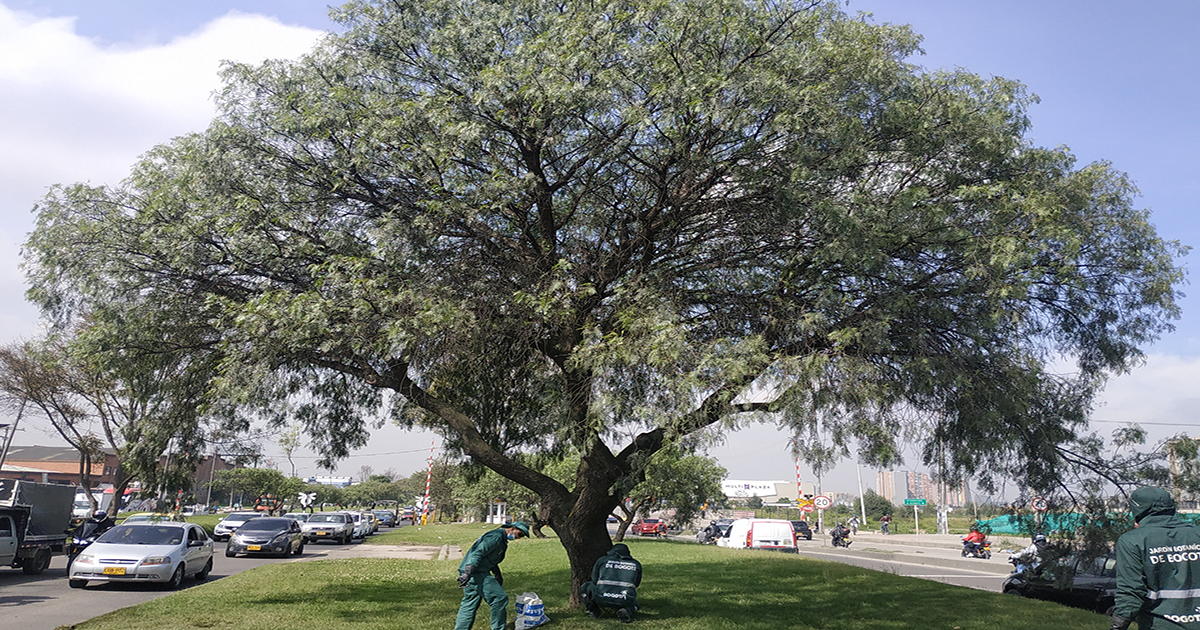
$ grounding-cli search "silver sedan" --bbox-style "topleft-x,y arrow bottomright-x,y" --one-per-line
68,522 -> 214,590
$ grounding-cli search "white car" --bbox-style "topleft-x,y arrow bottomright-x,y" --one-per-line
68,522 -> 214,589
343,511 -> 370,539
213,511 -> 266,541
301,512 -> 354,544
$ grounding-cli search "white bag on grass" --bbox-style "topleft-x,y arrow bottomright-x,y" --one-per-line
515,591 -> 550,629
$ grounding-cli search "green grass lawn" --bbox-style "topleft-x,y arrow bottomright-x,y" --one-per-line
70,523 -> 1107,630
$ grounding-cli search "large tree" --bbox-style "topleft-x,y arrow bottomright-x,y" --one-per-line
23,0 -> 1185,603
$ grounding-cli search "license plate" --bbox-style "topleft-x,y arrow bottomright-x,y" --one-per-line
248,545 -> 262,551
316,532 -> 327,536
103,567 -> 126,575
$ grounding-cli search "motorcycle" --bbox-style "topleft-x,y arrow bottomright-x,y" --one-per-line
961,538 -> 992,559
831,531 -> 852,548
67,521 -> 105,569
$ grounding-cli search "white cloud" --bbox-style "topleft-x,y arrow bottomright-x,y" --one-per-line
0,3 -> 324,340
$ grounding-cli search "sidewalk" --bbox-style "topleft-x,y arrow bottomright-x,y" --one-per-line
799,531 -> 1017,575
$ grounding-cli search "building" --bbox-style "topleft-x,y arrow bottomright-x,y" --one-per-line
305,476 -> 354,488
1167,437 -> 1200,511
721,479 -> 806,503
0,445 -> 121,488
877,470 -> 969,507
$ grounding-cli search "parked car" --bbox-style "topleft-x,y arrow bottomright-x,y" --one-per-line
1002,553 -> 1116,614
632,518 -> 667,536
67,522 -> 214,589
226,517 -> 305,558
401,507 -> 416,521
302,512 -> 355,544
213,511 -> 266,542
282,512 -> 310,523
372,510 -> 397,527
363,512 -> 379,534
789,520 -> 814,541
717,518 -> 798,553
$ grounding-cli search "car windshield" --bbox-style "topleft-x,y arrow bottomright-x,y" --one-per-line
239,518 -> 291,531
308,514 -> 346,523
98,525 -> 184,545
643,519 -> 660,524
224,514 -> 259,523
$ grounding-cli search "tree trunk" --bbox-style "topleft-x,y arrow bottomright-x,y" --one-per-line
553,502 -> 617,607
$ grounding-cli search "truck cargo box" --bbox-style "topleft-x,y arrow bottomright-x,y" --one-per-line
0,480 -> 75,539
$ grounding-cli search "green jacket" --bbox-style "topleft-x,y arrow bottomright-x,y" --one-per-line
589,543 -> 642,608
458,528 -> 508,574
1114,487 -> 1200,629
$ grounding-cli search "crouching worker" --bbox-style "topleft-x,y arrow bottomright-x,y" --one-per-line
455,521 -> 530,630
581,543 -> 642,623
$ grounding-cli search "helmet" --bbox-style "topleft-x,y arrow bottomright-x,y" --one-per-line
969,525 -> 979,532
837,522 -> 844,527
93,510 -> 108,519
1033,534 -> 1047,543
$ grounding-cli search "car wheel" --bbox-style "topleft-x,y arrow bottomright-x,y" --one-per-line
164,564 -> 185,590
195,557 -> 213,580
68,578 -> 88,589
225,547 -> 237,558
806,534 -> 813,541
293,540 -> 305,556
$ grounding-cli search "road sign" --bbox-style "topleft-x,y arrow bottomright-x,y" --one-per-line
903,498 -> 927,506
813,495 -> 833,510
800,504 -> 815,513
1031,496 -> 1049,512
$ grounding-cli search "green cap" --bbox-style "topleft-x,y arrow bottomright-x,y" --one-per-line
509,521 -> 531,537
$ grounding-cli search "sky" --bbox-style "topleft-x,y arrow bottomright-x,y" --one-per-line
1,1 -> 1197,498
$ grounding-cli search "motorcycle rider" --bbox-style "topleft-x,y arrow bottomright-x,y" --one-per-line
830,522 -> 852,547
1009,533 -> 1049,573
962,525 -> 986,556
848,515 -> 859,535
87,510 -> 116,535
879,513 -> 892,535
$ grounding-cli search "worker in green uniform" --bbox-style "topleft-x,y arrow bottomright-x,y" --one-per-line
1112,486 -> 1200,630
580,543 -> 642,623
455,521 -> 530,630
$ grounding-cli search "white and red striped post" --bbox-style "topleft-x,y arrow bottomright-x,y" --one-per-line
420,437 -> 435,524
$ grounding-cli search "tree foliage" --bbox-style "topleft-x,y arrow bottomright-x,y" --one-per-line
23,0 -> 1186,603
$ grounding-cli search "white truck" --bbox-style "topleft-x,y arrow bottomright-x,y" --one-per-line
0,480 -> 75,574
72,488 -> 114,519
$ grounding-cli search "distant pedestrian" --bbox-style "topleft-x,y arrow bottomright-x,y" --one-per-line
455,521 -> 530,630
1112,487 -> 1200,630
581,543 -> 642,623
879,513 -> 892,535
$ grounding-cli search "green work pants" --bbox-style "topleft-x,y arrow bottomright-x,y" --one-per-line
455,572 -> 508,630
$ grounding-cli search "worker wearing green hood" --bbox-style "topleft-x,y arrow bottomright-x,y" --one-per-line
1113,486 -> 1200,630
580,543 -> 642,623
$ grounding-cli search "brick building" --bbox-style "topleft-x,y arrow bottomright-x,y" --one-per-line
0,445 -> 121,487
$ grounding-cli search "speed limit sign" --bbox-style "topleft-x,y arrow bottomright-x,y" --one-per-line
813,495 -> 833,510
1031,496 -> 1049,512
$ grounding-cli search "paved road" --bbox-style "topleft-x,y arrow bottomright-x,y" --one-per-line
0,533 -> 430,630
797,545 -> 1009,592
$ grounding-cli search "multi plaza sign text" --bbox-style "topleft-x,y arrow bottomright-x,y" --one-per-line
721,481 -> 780,497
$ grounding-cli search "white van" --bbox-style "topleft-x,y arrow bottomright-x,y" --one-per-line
716,518 -> 798,553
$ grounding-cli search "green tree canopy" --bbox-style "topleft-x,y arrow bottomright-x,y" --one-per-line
23,0 -> 1185,603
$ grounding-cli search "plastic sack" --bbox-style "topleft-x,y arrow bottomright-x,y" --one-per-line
515,591 -> 550,630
